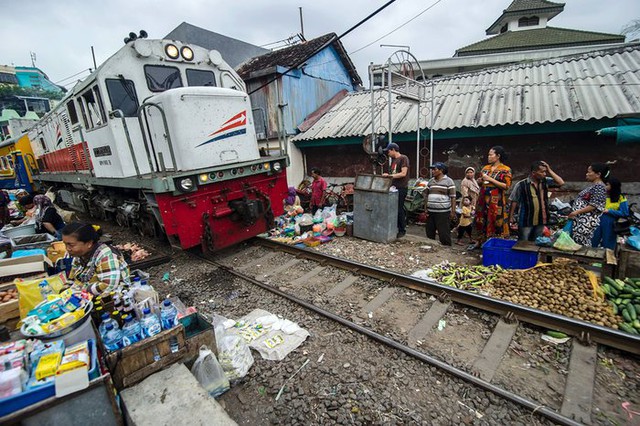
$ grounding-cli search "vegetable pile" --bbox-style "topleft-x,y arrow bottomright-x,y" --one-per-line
0,288 -> 18,303
428,261 -> 502,290
601,276 -> 640,334
485,264 -> 619,328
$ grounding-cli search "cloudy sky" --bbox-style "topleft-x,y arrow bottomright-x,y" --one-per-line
2,0 -> 638,88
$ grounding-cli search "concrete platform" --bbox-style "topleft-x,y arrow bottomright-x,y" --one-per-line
121,363 -> 237,426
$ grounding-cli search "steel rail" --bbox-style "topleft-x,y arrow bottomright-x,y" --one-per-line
256,238 -> 640,355
199,253 -> 583,426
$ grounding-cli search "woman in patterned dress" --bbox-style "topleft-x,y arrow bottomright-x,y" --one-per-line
474,146 -> 512,247
568,163 -> 609,246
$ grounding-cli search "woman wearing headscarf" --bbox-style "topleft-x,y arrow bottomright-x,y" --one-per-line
33,194 -> 65,238
460,166 -> 480,208
283,186 -> 301,213
474,146 -> 512,247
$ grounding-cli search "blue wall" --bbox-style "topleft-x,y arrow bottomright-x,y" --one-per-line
246,45 -> 356,140
15,67 -> 63,93
281,45 -> 355,135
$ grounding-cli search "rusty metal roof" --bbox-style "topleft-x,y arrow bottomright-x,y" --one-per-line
291,43 -> 640,142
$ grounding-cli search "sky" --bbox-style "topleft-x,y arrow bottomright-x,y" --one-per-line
2,0 -> 639,89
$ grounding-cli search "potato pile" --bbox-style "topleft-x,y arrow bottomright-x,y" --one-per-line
487,264 -> 619,328
0,288 -> 18,303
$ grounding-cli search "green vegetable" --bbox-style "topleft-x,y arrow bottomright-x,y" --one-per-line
546,330 -> 568,339
622,309 -> 632,322
627,303 -> 637,321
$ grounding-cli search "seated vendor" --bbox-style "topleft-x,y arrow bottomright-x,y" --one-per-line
10,194 -> 36,226
61,222 -> 131,295
33,195 -> 65,238
283,186 -> 301,213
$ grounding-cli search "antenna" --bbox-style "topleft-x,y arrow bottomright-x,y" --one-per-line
299,7 -> 305,39
30,52 -> 36,67
91,46 -> 97,70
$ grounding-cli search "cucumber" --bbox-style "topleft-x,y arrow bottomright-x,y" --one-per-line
611,303 -> 619,315
620,323 -> 638,334
633,320 -> 640,330
622,299 -> 632,305
601,285 -> 610,296
623,285 -> 636,294
628,304 -> 637,321
634,304 -> 640,313
546,330 -> 568,339
615,298 -> 622,305
609,286 -> 619,297
604,276 -> 618,287
622,309 -> 632,322
625,279 -> 639,289
620,294 -> 634,299
614,279 -> 627,291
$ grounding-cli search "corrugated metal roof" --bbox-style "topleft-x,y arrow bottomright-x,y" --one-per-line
292,44 -> 640,142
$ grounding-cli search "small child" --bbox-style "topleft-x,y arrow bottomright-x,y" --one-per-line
456,196 -> 474,245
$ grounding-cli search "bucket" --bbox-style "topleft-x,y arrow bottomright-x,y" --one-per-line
2,224 -> 36,239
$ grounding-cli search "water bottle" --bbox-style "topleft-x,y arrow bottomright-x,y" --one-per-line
103,323 -> 123,352
98,312 -> 119,338
39,280 -> 53,299
140,308 -> 161,338
160,300 -> 178,330
132,276 -> 141,287
122,316 -> 143,346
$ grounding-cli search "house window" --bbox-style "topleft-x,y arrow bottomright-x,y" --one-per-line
144,65 -> 183,92
186,69 -> 216,87
106,78 -> 139,117
518,16 -> 539,27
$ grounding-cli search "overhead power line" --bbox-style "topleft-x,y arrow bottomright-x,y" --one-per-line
54,68 -> 92,84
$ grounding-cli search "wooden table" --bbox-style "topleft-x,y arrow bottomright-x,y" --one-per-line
511,241 -> 613,275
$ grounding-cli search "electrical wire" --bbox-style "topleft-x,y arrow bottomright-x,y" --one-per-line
54,68 -> 91,84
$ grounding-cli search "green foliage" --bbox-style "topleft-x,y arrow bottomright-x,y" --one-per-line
0,84 -> 65,101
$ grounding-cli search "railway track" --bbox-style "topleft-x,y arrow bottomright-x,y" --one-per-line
198,238 -> 639,426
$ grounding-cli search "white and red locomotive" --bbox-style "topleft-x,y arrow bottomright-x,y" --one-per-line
28,37 -> 288,250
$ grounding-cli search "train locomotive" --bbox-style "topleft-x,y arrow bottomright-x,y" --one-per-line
26,37 -> 288,250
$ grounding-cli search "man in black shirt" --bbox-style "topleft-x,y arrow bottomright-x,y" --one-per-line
382,143 -> 410,238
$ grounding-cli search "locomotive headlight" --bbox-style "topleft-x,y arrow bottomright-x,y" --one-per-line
179,177 -> 194,192
263,163 -> 270,170
165,44 -> 179,59
272,162 -> 282,172
181,46 -> 194,61
198,174 -> 209,183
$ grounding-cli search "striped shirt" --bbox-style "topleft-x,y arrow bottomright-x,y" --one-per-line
425,176 -> 456,213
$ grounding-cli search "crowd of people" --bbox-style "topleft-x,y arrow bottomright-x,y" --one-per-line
415,145 -> 629,250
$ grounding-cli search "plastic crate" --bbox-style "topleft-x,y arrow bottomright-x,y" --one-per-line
0,338 -> 98,416
482,238 -> 537,269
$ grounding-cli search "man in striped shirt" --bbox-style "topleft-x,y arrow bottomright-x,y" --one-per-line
423,162 -> 457,246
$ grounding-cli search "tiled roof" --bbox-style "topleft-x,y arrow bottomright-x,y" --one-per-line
458,27 -> 625,56
237,33 -> 362,85
291,44 -> 640,142
504,0 -> 564,13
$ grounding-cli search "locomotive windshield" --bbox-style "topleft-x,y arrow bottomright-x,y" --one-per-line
144,65 -> 183,92
186,69 -> 216,87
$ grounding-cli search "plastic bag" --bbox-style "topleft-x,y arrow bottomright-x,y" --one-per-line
627,227 -> 640,251
535,236 -> 553,247
190,345 -> 229,398
217,334 -> 254,382
15,273 -> 67,319
553,231 -> 581,252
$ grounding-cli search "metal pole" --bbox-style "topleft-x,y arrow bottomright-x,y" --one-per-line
387,59 -> 392,144
369,63 -> 376,174
90,46 -> 97,70
298,7 -> 304,39
430,81 -> 434,168
416,93 -> 420,179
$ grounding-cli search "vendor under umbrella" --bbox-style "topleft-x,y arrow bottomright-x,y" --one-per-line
61,222 -> 131,295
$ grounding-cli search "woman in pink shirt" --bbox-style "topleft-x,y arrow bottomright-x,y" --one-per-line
310,167 -> 327,213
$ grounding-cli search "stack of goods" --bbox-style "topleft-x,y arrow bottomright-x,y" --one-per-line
426,261 -> 502,290
96,296 -> 181,353
268,209 -> 351,245
601,276 -> 640,334
0,338 -> 96,405
21,285 -> 92,337
485,264 -> 619,328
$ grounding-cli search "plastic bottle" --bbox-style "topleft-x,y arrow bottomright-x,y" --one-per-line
38,280 -> 53,299
140,308 -> 161,338
122,316 -> 143,346
112,310 -> 123,327
160,300 -> 178,330
98,312 -> 119,338
103,323 -> 124,352
132,276 -> 141,288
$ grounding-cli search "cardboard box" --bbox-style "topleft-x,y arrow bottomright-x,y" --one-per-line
0,255 -> 52,278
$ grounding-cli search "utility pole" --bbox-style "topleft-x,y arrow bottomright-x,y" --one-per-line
30,52 -> 36,67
